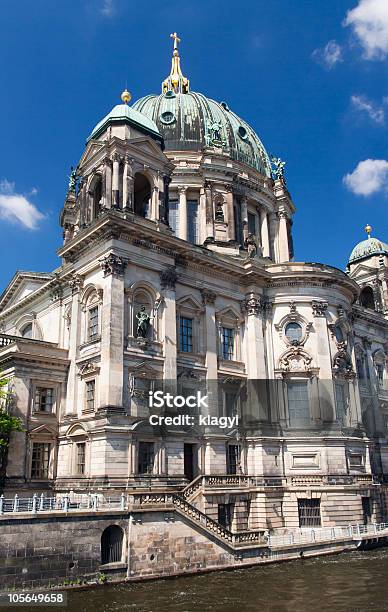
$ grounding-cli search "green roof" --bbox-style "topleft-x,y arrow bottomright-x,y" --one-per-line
349,237 -> 388,263
87,104 -> 161,142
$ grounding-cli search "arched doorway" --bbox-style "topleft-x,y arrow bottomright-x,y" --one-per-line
359,286 -> 375,310
134,173 -> 151,218
101,525 -> 124,564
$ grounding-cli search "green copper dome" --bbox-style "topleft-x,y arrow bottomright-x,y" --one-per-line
132,91 -> 271,176
349,236 -> 388,263
88,104 -> 161,142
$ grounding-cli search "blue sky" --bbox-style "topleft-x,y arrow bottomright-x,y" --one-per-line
0,0 -> 387,291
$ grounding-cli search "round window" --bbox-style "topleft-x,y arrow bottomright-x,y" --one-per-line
238,126 -> 248,140
164,90 -> 175,98
220,101 -> 230,111
285,322 -> 303,344
160,111 -> 176,124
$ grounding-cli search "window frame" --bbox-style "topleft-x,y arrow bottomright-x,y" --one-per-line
286,379 -> 311,427
137,441 -> 155,475
85,379 -> 96,412
30,442 -> 51,480
179,316 -> 194,353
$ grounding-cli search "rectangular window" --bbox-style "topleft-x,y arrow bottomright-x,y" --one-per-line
227,444 -> 240,475
168,199 -> 179,236
34,387 -> 54,413
248,212 -> 256,236
234,201 -> 242,245
76,442 -> 86,475
31,443 -> 50,479
334,382 -> 346,425
88,306 -> 99,341
218,503 -> 233,529
180,317 -> 193,353
188,200 -> 199,244
376,363 -> 384,385
221,327 -> 234,360
85,380 -> 96,411
138,441 -> 154,475
287,381 -> 310,426
298,498 -> 321,527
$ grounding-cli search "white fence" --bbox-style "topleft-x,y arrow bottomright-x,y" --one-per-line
268,522 -> 388,547
0,493 -> 126,514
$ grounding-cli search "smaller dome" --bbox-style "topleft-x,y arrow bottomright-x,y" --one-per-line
87,104 -> 161,142
349,237 -> 388,263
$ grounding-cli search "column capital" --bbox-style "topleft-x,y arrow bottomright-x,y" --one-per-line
160,266 -> 178,290
68,273 -> 84,294
99,253 -> 127,277
112,152 -> 121,163
178,185 -> 188,194
201,289 -> 217,305
311,300 -> 328,317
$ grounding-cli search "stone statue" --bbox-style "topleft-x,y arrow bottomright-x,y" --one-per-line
68,166 -> 78,193
245,233 -> 258,259
136,306 -> 151,338
271,156 -> 286,180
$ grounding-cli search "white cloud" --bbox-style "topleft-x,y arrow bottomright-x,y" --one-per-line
0,180 -> 45,230
343,159 -> 388,196
312,40 -> 343,69
100,0 -> 115,17
344,0 -> 388,60
351,94 -> 385,124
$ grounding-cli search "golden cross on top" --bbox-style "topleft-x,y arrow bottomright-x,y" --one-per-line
170,32 -> 181,51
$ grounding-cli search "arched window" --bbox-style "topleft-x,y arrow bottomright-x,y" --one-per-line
101,525 -> 123,565
90,175 -> 103,220
21,323 -> 33,338
134,173 -> 151,218
359,286 -> 375,310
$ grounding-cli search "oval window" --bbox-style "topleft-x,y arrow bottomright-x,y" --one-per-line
160,111 -> 176,124
164,90 -> 175,98
285,322 -> 303,343
238,126 -> 248,140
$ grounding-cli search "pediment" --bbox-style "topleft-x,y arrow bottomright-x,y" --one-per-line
0,272 -> 53,313
127,137 -> 170,165
177,295 -> 204,312
349,263 -> 377,279
78,141 -> 106,168
215,305 -> 243,323
128,360 -> 161,378
29,424 -> 57,436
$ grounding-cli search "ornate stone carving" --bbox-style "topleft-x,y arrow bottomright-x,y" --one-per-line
77,361 -> 100,378
50,275 -> 64,303
201,289 -> 217,305
244,295 -> 262,315
136,306 -> 151,338
311,300 -> 328,317
68,274 -> 84,294
99,254 -> 127,277
333,346 -> 355,379
271,156 -> 286,180
279,347 -> 313,372
160,266 -> 178,290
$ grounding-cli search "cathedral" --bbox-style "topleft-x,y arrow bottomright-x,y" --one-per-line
0,34 -> 388,533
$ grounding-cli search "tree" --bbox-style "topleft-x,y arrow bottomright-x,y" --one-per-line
0,377 -> 24,493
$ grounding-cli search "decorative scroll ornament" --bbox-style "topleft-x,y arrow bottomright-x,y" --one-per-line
50,275 -> 64,303
160,266 -> 178,290
311,300 -> 328,317
77,361 -> 100,378
99,254 -> 127,277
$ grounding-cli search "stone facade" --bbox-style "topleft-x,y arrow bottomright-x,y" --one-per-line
0,39 -> 387,554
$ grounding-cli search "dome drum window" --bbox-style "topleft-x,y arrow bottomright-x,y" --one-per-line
238,126 -> 248,141
160,111 -> 176,124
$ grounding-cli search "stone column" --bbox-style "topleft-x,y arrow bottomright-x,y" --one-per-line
277,211 -> 290,262
225,187 -> 235,241
241,196 -> 249,242
260,210 -> 270,257
244,294 -> 268,422
111,154 -> 120,208
104,157 -> 112,209
99,254 -> 127,409
205,182 -> 215,242
178,186 -> 188,240
160,267 -> 178,386
151,185 -> 159,221
123,155 -> 133,210
201,289 -> 218,420
65,274 -> 84,415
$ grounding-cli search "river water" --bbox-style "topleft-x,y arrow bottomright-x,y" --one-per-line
63,548 -> 388,612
